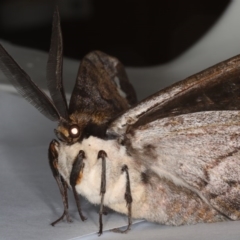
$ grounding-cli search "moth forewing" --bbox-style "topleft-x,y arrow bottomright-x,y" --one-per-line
107,54 -> 240,137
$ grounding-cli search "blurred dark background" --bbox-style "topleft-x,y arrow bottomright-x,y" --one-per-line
0,0 -> 231,66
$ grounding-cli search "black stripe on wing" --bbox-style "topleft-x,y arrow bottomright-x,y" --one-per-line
46,6 -> 68,120
0,44 -> 60,121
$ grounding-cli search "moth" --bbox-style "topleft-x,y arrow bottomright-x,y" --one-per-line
1,7 -> 240,236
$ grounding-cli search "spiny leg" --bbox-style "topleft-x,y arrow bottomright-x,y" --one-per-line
102,206 -> 109,215
97,150 -> 107,236
70,150 -> 87,221
113,164 -> 133,233
51,178 -> 71,226
48,140 -> 72,225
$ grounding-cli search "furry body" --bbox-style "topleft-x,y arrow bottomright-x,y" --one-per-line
56,134 -> 227,226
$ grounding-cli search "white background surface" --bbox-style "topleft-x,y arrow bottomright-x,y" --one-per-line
1,1 -> 240,239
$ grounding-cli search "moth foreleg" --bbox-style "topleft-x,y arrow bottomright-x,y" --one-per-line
48,140 -> 72,225
50,178 -> 71,226
113,165 -> 133,233
97,150 -> 107,236
70,150 -> 87,222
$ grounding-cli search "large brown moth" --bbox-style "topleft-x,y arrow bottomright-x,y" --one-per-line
1,7 -> 240,236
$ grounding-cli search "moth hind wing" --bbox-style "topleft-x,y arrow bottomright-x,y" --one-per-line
204,150 -> 240,220
124,110 -> 240,220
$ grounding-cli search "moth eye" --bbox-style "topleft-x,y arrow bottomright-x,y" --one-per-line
71,127 -> 78,135
69,125 -> 80,137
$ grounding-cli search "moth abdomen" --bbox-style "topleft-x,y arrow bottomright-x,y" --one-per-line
142,175 -> 226,226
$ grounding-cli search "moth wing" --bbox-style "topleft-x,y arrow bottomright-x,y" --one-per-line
125,110 -> 240,220
107,54 -> 240,137
69,51 -> 137,116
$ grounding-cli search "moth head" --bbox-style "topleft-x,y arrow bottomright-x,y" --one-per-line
55,120 -> 83,144
54,111 -> 111,144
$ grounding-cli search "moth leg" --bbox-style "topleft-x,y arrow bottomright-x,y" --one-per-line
48,140 -> 72,225
113,165 -> 133,233
102,206 -> 109,215
70,150 -> 87,222
99,206 -> 109,215
97,150 -> 107,236
50,179 -> 71,226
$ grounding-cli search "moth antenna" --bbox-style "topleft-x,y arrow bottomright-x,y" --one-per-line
48,140 -> 72,225
113,165 -> 133,233
70,150 -> 87,222
0,44 -> 60,121
46,6 -> 69,120
97,150 -> 107,236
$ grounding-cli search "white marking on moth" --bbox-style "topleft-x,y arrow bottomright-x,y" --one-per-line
113,76 -> 127,98
108,61 -> 240,135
